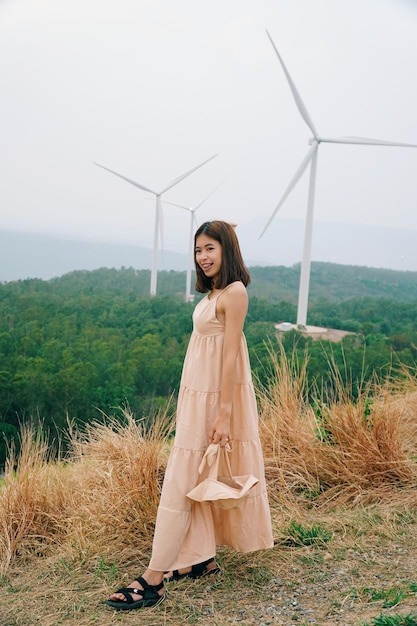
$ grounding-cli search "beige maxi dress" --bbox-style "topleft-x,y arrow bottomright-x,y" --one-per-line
149,283 -> 274,572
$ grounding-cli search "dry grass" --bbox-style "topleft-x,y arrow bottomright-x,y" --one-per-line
0,402 -> 175,575
1,347 -> 417,625
258,344 -> 417,511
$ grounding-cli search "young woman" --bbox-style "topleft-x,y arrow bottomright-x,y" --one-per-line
106,221 -> 273,610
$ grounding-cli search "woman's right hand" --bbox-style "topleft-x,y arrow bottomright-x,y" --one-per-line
209,415 -> 231,447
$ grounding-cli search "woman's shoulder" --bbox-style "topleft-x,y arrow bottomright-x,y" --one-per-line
220,281 -> 248,302
221,280 -> 246,293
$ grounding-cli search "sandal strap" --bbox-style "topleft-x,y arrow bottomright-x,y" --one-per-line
114,576 -> 164,604
113,587 -> 137,604
133,576 -> 164,593
190,557 -> 215,577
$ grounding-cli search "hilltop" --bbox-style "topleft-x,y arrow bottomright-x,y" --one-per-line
3,261 -> 416,304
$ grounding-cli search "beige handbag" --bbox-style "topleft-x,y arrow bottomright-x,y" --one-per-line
186,443 -> 259,510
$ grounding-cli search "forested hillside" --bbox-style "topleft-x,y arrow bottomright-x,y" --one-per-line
4,261 -> 415,302
1,263 -> 416,466
248,262 -> 417,303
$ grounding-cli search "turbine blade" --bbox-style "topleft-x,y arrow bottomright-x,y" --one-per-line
93,162 -> 156,194
259,143 -> 318,239
162,200 -> 190,211
161,154 -> 218,194
194,179 -> 225,210
266,29 -> 318,138
163,178 -> 224,213
320,136 -> 417,148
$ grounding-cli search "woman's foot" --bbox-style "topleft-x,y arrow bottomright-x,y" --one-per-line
106,570 -> 165,611
164,557 -> 220,582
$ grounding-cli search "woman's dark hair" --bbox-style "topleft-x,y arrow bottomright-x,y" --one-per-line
194,221 -> 251,293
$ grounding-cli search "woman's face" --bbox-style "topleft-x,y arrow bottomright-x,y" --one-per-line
195,233 -> 223,285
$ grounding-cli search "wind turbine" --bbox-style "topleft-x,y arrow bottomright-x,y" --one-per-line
93,154 -> 217,295
163,183 -> 223,301
260,29 -> 417,327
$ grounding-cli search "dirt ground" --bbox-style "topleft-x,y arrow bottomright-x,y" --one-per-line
1,509 -> 417,626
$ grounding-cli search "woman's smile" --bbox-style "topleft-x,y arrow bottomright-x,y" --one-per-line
195,234 -> 222,283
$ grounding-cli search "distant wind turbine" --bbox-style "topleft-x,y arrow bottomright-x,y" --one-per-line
93,154 -> 217,295
163,183 -> 223,301
260,29 -> 417,327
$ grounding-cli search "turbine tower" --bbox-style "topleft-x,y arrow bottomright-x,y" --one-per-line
164,183 -> 223,301
260,29 -> 417,327
94,154 -> 217,295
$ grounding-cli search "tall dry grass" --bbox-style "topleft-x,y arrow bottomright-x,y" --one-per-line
1,344 -> 417,579
258,343 -> 417,510
0,425 -> 67,572
0,403 -> 175,575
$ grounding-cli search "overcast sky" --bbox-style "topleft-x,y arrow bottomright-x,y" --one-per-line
1,0 -> 417,271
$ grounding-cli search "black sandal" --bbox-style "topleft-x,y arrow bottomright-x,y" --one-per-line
165,557 -> 220,582
106,576 -> 165,610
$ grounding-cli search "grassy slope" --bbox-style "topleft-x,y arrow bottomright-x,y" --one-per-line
1,355 -> 417,625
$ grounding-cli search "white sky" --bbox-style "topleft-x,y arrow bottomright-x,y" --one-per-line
1,0 -> 417,269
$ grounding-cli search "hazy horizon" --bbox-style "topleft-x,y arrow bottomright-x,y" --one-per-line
1,0 -> 417,280
2,217 -> 416,283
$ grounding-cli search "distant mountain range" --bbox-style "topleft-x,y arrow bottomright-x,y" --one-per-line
1,218 -> 416,282
0,230 -> 187,282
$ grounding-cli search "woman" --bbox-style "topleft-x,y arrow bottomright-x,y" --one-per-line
107,221 -> 273,610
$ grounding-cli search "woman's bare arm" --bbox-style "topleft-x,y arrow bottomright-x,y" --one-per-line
209,282 -> 248,445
